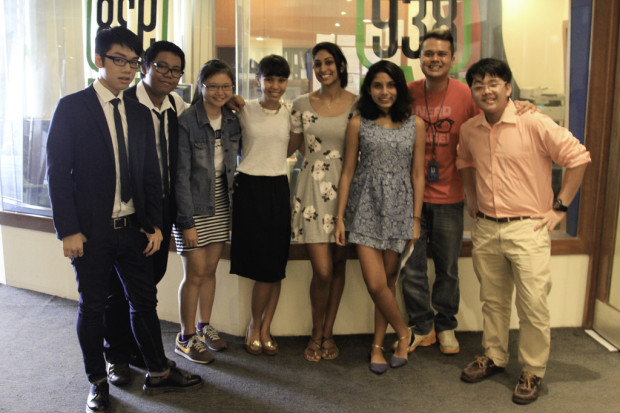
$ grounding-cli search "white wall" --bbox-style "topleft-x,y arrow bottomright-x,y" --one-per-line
2,225 -> 588,336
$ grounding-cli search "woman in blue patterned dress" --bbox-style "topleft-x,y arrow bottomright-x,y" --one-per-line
335,60 -> 426,374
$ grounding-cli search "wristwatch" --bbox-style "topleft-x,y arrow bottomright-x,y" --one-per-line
553,198 -> 568,212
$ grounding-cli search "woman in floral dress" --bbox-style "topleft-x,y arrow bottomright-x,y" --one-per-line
288,42 -> 357,362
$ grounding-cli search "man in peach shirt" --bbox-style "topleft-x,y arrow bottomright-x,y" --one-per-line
456,58 -> 590,405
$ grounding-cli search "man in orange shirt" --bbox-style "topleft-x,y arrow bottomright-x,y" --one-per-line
400,28 -> 534,355
457,58 -> 590,405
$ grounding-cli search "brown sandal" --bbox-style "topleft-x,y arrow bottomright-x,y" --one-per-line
321,336 -> 340,360
304,337 -> 322,362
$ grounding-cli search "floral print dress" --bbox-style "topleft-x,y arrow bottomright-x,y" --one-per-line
290,94 -> 356,243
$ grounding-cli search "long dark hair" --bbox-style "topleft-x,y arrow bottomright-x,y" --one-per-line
358,60 -> 411,122
312,42 -> 348,88
191,59 -> 235,105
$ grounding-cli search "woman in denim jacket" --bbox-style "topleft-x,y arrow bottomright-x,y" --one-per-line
172,60 -> 241,364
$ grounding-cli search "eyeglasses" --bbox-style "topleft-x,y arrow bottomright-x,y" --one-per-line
202,83 -> 235,92
152,62 -> 184,78
424,118 -> 454,133
103,55 -> 141,69
471,81 -> 508,94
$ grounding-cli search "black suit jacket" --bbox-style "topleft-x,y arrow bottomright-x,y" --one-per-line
124,85 -> 179,223
47,84 -> 163,241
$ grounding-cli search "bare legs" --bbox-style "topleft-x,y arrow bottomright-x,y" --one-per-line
178,242 -> 224,335
305,243 -> 346,361
356,245 -> 411,364
246,281 -> 281,346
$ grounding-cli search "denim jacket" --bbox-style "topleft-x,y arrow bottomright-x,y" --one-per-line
175,102 -> 241,229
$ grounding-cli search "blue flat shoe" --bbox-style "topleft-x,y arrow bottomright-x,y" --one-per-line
390,332 -> 412,368
389,355 -> 407,368
369,344 -> 388,375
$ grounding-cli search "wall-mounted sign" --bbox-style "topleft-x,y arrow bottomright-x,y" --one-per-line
85,0 -> 170,71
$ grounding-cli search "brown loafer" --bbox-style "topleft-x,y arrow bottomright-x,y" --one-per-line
461,356 -> 505,383
512,372 -> 542,404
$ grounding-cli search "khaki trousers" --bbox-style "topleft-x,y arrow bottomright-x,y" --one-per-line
472,218 -> 551,378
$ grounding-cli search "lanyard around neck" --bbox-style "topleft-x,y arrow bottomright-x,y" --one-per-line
424,78 -> 449,160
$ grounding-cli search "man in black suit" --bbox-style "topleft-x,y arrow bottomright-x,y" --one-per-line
103,40 -> 187,384
46,27 -> 201,413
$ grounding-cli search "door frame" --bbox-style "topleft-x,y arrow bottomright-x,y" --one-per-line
583,0 -> 620,346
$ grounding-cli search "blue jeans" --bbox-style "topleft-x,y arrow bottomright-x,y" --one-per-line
400,202 -> 463,335
74,225 -> 169,382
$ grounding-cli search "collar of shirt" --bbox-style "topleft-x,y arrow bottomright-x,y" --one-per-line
136,80 -> 175,115
477,98 -> 518,128
93,78 -> 124,107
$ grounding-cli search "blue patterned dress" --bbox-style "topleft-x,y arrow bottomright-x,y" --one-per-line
345,115 -> 416,253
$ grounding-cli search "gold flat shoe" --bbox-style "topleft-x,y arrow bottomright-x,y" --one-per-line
262,336 -> 279,356
244,327 -> 262,355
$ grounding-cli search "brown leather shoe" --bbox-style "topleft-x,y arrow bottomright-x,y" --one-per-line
461,356 -> 505,383
512,372 -> 542,404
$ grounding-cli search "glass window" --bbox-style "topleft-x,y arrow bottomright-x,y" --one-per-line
0,0 -> 589,240
228,0 -> 582,237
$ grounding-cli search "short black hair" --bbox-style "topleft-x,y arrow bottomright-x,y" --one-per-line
358,60 -> 411,122
256,55 -> 290,78
191,59 -> 235,105
95,26 -> 142,58
421,26 -> 455,55
312,42 -> 348,88
141,41 -> 185,79
465,58 -> 513,86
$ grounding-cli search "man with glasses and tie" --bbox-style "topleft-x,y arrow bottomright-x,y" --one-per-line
398,28 -> 535,356
457,58 -> 590,404
47,27 -> 201,413
103,41 -> 190,387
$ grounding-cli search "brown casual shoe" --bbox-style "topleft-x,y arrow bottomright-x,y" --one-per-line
196,324 -> 227,352
512,372 -> 542,404
461,356 -> 505,383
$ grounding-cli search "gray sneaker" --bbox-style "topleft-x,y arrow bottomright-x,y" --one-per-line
174,334 -> 214,364
196,324 -> 227,352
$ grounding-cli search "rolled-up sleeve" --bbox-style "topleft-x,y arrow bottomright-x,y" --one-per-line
537,116 -> 591,168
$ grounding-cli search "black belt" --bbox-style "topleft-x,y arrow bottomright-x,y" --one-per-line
476,211 -> 530,223
111,214 -> 138,230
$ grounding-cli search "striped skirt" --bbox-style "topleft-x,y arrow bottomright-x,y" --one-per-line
173,175 -> 230,253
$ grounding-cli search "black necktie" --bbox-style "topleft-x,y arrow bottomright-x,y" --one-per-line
111,98 -> 131,203
152,109 -> 170,197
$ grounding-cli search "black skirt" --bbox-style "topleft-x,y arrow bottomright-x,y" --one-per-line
230,172 -> 290,282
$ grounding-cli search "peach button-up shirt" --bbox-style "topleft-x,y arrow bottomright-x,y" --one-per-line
456,100 -> 591,218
